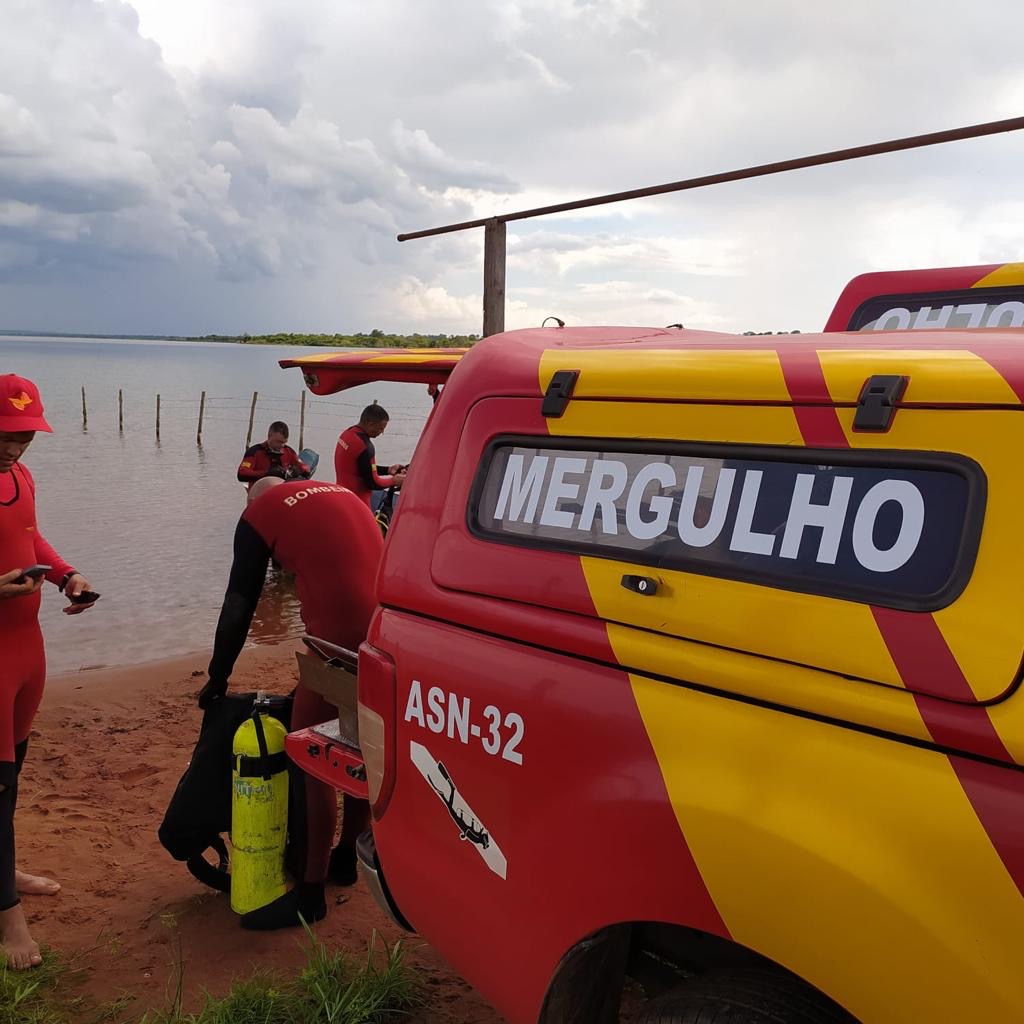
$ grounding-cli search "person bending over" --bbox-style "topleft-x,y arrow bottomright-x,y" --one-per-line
334,405 -> 406,507
237,421 -> 310,491
199,475 -> 383,929
0,375 -> 96,969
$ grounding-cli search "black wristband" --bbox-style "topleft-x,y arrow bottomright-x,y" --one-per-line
59,571 -> 78,593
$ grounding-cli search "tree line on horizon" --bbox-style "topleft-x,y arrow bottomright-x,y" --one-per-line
189,328 -> 801,347
187,328 -> 480,348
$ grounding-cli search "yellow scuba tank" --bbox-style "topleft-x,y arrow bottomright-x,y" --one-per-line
230,695 -> 289,914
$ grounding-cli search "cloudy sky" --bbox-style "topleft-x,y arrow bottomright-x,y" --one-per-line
1,0 -> 1023,337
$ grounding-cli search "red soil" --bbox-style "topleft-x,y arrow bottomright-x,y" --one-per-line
17,643 -> 502,1022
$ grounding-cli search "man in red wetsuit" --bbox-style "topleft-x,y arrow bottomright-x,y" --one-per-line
0,374 -> 96,969
199,475 -> 383,929
237,421 -> 310,491
334,404 -> 406,507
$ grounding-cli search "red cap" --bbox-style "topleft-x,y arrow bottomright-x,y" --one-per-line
0,375 -> 52,433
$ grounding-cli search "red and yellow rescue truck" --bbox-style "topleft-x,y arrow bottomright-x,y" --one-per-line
282,262 -> 1024,1024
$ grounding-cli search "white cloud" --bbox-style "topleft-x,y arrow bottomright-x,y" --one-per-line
393,277 -> 481,326
502,279 -> 730,333
0,95 -> 49,155
388,121 -> 518,193
0,201 -> 88,243
513,49 -> 570,91
0,0 -> 512,325
855,200 -> 1024,273
0,0 -> 1022,336
509,231 -> 744,278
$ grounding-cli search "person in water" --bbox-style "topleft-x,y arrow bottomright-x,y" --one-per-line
334,405 -> 406,507
237,421 -> 310,490
199,474 -> 383,929
0,374 -> 97,970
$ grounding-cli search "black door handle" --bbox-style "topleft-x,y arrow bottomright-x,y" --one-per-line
621,574 -> 659,596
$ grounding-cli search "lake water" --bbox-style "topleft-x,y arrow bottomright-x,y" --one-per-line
0,336 -> 434,675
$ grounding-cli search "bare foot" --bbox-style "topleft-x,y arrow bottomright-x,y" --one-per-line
15,870 -> 61,896
0,903 -> 42,970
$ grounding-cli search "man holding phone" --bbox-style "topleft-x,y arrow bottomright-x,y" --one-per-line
0,374 -> 96,970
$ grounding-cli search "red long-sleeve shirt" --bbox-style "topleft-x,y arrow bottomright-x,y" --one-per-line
0,463 -> 76,632
334,426 -> 396,507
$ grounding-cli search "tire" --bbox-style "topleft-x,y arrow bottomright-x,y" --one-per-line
634,969 -> 857,1024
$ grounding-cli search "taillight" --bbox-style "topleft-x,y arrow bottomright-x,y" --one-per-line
357,643 -> 397,817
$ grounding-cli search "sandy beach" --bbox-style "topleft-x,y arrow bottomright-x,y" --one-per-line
18,642 -> 500,1022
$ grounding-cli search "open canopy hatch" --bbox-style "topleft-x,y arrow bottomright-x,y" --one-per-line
279,348 -> 467,395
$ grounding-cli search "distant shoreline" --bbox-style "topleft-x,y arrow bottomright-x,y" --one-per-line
0,329 -> 478,348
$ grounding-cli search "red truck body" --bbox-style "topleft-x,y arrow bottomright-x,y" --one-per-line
282,262 -> 1024,1024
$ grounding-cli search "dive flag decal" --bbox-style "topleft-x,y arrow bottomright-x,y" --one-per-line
410,741 -> 508,880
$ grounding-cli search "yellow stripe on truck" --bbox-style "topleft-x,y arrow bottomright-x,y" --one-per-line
550,401 -> 802,446
555,396 -> 913,696
581,557 -> 907,693
363,353 -> 465,364
817,349 -> 1021,406
834,407 -> 1024,707
628,672 -> 1024,1023
551,363 -> 1024,709
601,621 -> 931,742
972,262 -> 1024,288
540,349 -> 793,403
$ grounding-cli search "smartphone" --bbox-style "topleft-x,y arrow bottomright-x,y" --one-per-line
68,590 -> 101,605
14,564 -> 51,583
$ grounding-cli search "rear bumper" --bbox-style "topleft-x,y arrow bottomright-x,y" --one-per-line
356,829 -> 414,933
284,724 -> 369,799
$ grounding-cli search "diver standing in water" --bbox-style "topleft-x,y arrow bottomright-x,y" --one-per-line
334,404 -> 406,507
200,475 -> 383,929
236,421 -> 310,492
0,374 -> 97,970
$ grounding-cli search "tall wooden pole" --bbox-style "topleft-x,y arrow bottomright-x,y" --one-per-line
118,388 -> 123,432
298,391 -> 306,451
197,390 -> 206,446
482,217 -> 506,338
156,394 -> 161,442
81,386 -> 88,429
245,391 -> 259,448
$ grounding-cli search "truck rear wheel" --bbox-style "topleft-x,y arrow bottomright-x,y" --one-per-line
634,968 -> 856,1024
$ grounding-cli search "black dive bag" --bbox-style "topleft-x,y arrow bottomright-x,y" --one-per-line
158,692 -> 306,892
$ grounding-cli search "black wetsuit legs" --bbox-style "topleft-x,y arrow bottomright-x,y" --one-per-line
0,739 -> 28,912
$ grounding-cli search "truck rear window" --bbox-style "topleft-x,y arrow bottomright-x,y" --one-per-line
470,439 -> 985,611
848,286 -> 1024,331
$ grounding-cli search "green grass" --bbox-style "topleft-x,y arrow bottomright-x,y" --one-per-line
2,927 -> 418,1024
140,925 -> 419,1024
0,950 -> 67,1024
0,946 -> 132,1024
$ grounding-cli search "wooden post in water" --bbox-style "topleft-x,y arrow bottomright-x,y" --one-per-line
81,386 -> 88,429
118,389 -> 123,432
245,391 -> 259,448
197,390 -> 206,446
156,394 -> 161,442
298,391 -> 306,451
